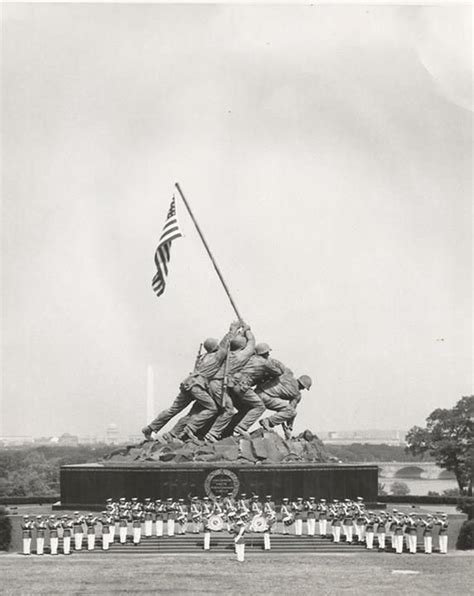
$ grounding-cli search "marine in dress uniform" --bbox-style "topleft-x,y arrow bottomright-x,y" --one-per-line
100,511 -> 111,551
85,514 -> 98,550
317,499 -> 328,537
176,499 -> 188,535
232,514 -> 248,562
331,505 -> 342,543
118,503 -> 130,544
305,497 -> 317,536
62,515 -> 73,555
106,499 -> 117,543
263,496 -> 275,550
388,510 -> 398,551
34,515 -> 46,555
394,514 -> 404,554
281,498 -> 294,535
48,515 -> 60,555
342,500 -> 354,544
263,495 -> 276,535
155,499 -> 165,537
71,512 -> 84,551
202,497 -> 212,550
422,514 -> 434,554
223,492 -> 237,531
131,499 -> 143,545
142,322 -> 240,440
354,497 -> 367,543
436,513 -> 449,554
364,512 -> 375,550
21,515 -> 32,555
190,496 -> 202,534
406,514 -> 419,554
249,495 -> 264,531
292,497 -> 305,536
375,512 -> 387,551
258,372 -> 312,435
166,498 -> 177,536
143,498 -> 154,537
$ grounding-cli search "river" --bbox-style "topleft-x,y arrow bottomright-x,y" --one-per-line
379,477 -> 458,496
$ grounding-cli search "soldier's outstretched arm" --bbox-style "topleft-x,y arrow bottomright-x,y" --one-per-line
240,329 -> 256,357
217,321 -> 241,354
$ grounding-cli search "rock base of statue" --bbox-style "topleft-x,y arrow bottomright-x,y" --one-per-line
57,429 -> 378,509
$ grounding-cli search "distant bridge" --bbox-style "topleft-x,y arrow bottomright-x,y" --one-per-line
373,462 -> 455,480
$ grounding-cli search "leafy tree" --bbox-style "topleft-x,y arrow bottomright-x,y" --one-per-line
390,481 -> 410,496
378,481 -> 388,496
406,396 -> 473,496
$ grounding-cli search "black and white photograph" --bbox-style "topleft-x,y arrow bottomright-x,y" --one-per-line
1,2 -> 472,594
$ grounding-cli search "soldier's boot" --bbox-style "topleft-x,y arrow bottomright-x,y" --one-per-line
142,426 -> 153,440
204,433 -> 218,444
181,427 -> 200,444
259,418 -> 272,432
233,428 -> 251,440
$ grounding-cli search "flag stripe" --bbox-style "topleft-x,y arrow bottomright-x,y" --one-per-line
152,197 -> 183,298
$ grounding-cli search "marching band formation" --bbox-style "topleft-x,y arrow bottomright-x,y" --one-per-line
20,495 -> 449,561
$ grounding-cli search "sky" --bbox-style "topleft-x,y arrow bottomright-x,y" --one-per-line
1,3 -> 472,438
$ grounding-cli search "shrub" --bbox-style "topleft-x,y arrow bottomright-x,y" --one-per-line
443,487 -> 461,497
390,481 -> 410,496
456,520 -> 474,550
457,497 -> 474,520
0,506 -> 12,551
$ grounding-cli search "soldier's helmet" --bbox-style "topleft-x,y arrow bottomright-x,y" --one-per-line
230,336 -> 247,351
297,375 -> 313,390
203,338 -> 219,353
255,342 -> 271,355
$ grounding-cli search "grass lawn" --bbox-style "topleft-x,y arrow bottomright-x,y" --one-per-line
1,552 -> 473,595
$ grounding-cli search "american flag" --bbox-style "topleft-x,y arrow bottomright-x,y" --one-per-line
152,197 -> 183,297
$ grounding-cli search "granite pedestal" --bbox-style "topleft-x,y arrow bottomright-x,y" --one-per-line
58,462 -> 378,509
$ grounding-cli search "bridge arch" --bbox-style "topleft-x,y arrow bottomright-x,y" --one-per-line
394,465 -> 424,479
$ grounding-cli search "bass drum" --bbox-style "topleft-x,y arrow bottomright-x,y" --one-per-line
250,515 -> 268,533
207,514 -> 224,532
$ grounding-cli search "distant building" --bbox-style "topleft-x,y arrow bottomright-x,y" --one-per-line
0,435 -> 34,447
58,433 -> 79,446
318,430 -> 407,446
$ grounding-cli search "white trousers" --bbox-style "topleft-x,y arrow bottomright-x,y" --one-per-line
63,536 -> 71,555
424,536 -> 432,554
109,525 -> 116,543
133,527 -> 141,544
236,543 -> 245,562
156,520 -> 163,537
395,535 -> 403,554
307,519 -> 316,536
439,535 -> 448,554
36,537 -> 44,555
365,531 -> 374,549
22,538 -> 31,555
390,533 -> 395,549
355,524 -> 361,541
319,519 -> 327,535
204,531 -> 211,550
74,533 -> 83,550
295,519 -> 303,536
192,521 -> 201,534
167,520 -> 175,536
263,532 -> 271,550
343,525 -> 353,543
102,533 -> 109,550
50,537 -> 58,555
87,534 -> 95,550
408,534 -> 417,554
333,526 -> 341,542
359,526 -> 366,541
119,526 -> 128,543
144,520 -> 153,537
378,533 -> 386,549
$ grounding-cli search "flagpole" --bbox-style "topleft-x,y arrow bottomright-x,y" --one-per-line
174,182 -> 243,322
